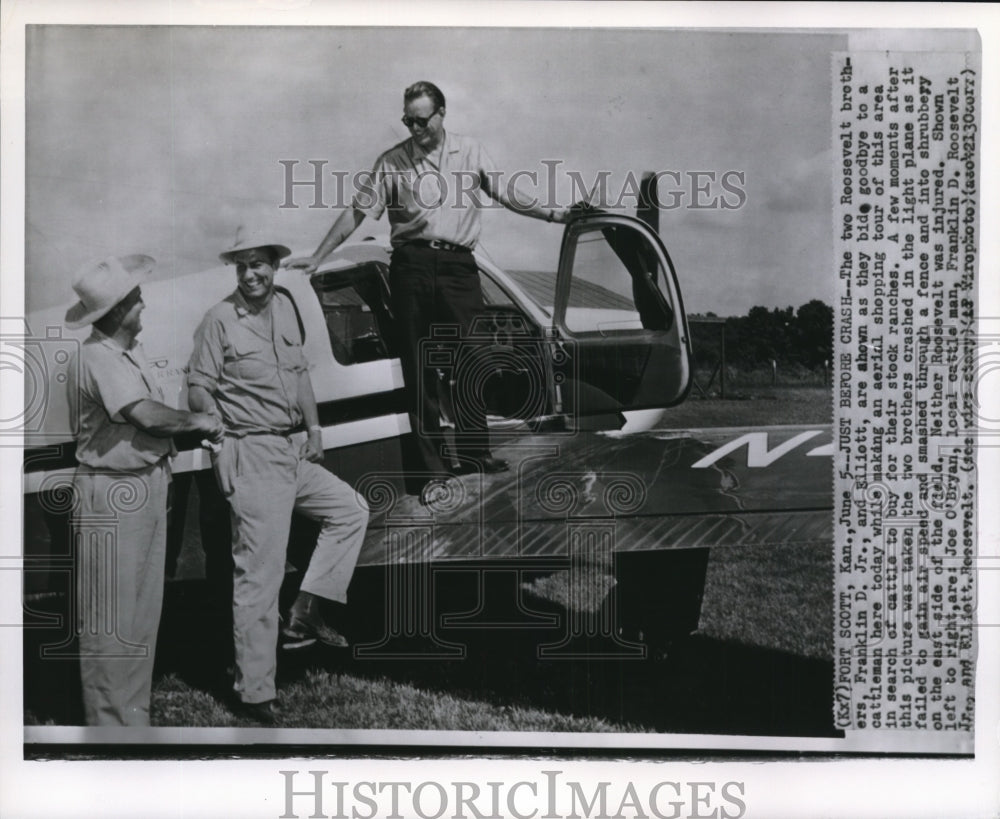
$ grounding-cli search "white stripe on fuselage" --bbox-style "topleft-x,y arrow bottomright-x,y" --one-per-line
22,412 -> 411,494
691,430 -> 826,468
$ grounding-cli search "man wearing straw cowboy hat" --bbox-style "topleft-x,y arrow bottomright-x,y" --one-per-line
187,227 -> 369,725
65,254 -> 224,726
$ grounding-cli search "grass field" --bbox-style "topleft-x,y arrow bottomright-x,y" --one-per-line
26,387 -> 837,736
670,386 -> 833,659
661,385 -> 833,429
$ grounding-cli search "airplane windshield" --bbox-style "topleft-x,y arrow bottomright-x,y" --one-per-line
510,224 -> 673,334
310,262 -> 398,365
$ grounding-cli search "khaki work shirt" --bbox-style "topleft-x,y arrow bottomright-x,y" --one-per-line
187,288 -> 306,434
353,131 -> 509,250
68,330 -> 173,470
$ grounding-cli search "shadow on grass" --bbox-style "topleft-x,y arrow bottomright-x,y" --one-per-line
25,573 -> 838,738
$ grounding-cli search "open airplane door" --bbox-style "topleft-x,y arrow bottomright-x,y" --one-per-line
552,207 -> 691,423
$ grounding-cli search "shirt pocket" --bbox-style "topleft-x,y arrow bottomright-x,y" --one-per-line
228,332 -> 272,382
276,332 -> 304,375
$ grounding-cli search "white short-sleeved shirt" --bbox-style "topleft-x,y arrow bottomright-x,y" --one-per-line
353,131 -> 507,250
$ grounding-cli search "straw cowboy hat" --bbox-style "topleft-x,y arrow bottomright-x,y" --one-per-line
64,254 -> 155,330
219,225 -> 291,265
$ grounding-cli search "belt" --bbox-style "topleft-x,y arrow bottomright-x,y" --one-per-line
402,238 -> 473,254
225,425 -> 303,439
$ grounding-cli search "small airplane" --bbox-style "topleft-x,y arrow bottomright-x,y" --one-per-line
19,175 -> 832,659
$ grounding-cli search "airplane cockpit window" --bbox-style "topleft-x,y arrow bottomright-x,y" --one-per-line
564,225 -> 674,335
309,262 -> 398,365
552,215 -> 689,414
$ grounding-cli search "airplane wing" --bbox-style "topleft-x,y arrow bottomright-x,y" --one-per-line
355,424 -> 832,567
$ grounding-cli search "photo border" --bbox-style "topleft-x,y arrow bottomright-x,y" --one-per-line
3,2 -> 998,817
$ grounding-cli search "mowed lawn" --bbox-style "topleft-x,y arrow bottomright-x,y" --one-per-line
662,384 -> 833,429
667,387 -> 833,660
29,387 -> 836,735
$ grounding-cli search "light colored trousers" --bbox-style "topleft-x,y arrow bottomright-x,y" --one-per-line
214,433 -> 369,704
73,461 -> 169,726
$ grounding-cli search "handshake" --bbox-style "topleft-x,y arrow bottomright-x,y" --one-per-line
192,409 -> 224,450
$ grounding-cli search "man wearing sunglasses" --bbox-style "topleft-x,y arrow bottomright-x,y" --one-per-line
288,81 -> 570,498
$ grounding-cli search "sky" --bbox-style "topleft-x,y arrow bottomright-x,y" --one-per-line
25,26 -> 841,317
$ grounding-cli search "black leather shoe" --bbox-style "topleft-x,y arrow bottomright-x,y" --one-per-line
477,455 -> 510,474
282,614 -> 349,649
283,590 -> 350,649
233,698 -> 281,726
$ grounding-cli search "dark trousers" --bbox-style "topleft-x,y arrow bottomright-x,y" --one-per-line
390,243 -> 491,477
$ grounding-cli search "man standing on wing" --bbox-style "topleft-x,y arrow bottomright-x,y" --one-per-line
287,81 -> 570,496
187,229 -> 369,725
65,254 -> 224,726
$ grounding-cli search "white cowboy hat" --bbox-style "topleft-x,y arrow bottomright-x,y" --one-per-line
64,254 -> 155,330
219,225 -> 291,265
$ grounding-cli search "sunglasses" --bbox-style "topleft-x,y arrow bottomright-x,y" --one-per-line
401,109 -> 440,129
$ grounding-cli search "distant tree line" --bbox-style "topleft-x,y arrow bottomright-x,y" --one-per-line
689,299 -> 833,371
